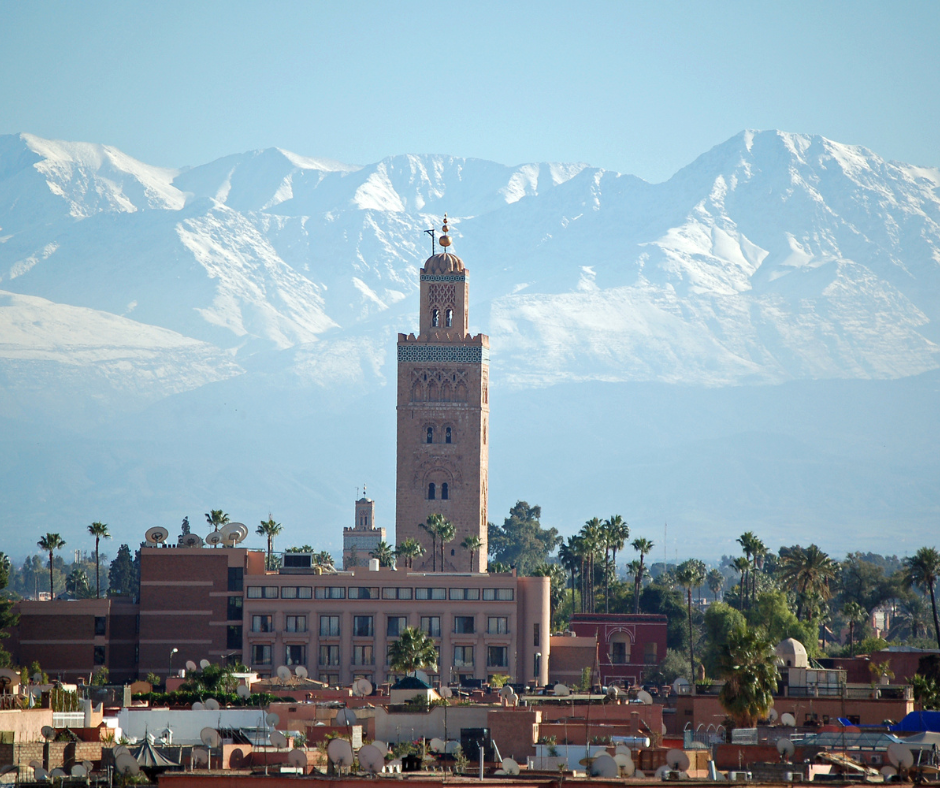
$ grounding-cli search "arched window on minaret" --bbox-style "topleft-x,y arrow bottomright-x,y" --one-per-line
426,426 -> 433,444
432,308 -> 440,327
445,308 -> 453,327
441,482 -> 449,500
428,482 -> 436,500
445,427 -> 452,444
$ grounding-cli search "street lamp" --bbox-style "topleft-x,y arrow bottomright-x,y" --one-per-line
168,647 -> 178,678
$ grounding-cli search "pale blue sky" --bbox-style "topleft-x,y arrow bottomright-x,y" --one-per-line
1,0 -> 938,182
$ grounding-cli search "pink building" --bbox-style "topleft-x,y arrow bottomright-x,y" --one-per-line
567,613 -> 668,687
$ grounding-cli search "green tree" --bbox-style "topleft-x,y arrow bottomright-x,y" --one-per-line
86,521 -> 111,598
558,538 -> 581,615
205,510 -> 230,532
395,539 -> 424,569
108,544 -> 138,597
91,666 -> 109,686
37,533 -> 66,600
676,559 -> 707,688
717,624 -> 780,727
256,515 -> 283,570
65,567 -> 93,598
601,516 -> 629,612
460,535 -> 482,572
777,544 -> 837,621
732,557 -> 750,610
904,547 -> 940,650
422,514 -> 455,572
580,518 -> 603,613
746,591 -> 819,656
702,603 -> 747,678
842,601 -> 867,655
388,627 -> 438,675
487,502 -> 561,577
370,541 -> 396,568
631,538 -> 655,614
0,553 -> 18,667
707,569 -> 725,602
420,516 -> 440,572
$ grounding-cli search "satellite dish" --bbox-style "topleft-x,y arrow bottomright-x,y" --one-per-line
186,660 -> 198,672
637,690 -> 654,705
553,683 -> 570,696
115,755 -> 139,776
145,526 -> 169,545
444,740 -> 461,755
295,666 -> 308,679
887,743 -> 914,769
51,769 -> 67,778
31,672 -> 43,683
499,685 -> 514,700
191,748 -> 208,766
237,684 -> 250,698
615,753 -> 636,777
205,532 -> 224,547
358,744 -> 385,774
33,767 -> 49,781
270,731 -> 288,748
440,686 -> 453,698
180,533 -> 204,548
82,761 -> 93,774
200,659 -> 211,669
29,761 -> 43,771
191,702 -> 205,711
881,765 -> 898,779
205,698 -> 220,711
0,766 -> 17,777
221,522 -> 249,545
413,669 -> 430,685
0,668 -> 21,687
353,677 -> 373,696
70,765 -> 87,777
335,708 -> 357,726
780,712 -> 796,727
372,741 -> 388,755
265,712 -> 280,726
200,728 -> 221,748
667,750 -> 691,771
768,708 -> 779,723
607,685 -> 621,698
429,738 -> 446,754
777,738 -> 795,758
326,738 -> 354,768
591,755 -> 619,778
288,749 -> 308,769
41,726 -> 54,740
502,758 -> 521,776
654,765 -> 672,780
112,746 -> 129,758
276,665 -> 291,681
673,677 -> 689,692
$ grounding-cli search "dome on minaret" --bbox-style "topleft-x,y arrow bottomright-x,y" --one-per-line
423,251 -> 465,274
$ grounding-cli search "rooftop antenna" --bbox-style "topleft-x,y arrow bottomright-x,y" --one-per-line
424,227 -> 436,255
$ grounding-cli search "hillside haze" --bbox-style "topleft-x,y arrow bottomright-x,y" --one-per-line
0,130 -> 938,561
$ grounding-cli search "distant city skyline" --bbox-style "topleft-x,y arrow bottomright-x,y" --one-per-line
1,1 -> 938,183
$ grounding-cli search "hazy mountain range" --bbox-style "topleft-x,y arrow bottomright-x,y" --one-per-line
0,130 -> 937,562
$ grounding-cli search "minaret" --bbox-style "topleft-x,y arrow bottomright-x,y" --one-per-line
395,216 -> 489,572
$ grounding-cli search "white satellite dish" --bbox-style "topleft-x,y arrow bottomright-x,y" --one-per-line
265,712 -> 280,727
615,753 -> 636,777
880,765 -> 898,779
499,685 -> 514,700
205,532 -> 224,547
372,741 -> 388,755
591,754 -> 619,778
186,660 -> 198,672
112,746 -> 129,758
191,749 -> 208,766
887,743 -> 914,769
607,685 -> 621,698
635,770 -> 647,780
288,750 -> 307,769
444,740 -> 461,755
777,738 -> 795,759
191,701 -> 205,711
654,765 -> 672,780
768,708 -> 779,723
502,758 -> 521,776
637,690 -> 654,705
145,526 -> 169,545
440,686 -> 453,698
667,750 -> 691,771
673,677 -> 689,692
270,731 -> 288,748
358,744 -> 385,774
335,708 -> 357,726
553,683 -> 570,696
115,755 -> 139,776
200,659 -> 211,669
180,533 -> 204,548
70,765 -> 87,778
276,665 -> 291,681
780,712 -> 796,727
429,738 -> 446,753
295,666 -> 308,679
353,677 -> 373,696
326,738 -> 354,769
205,698 -> 220,711
33,767 -> 49,781
221,522 -> 249,544
200,727 -> 221,748
82,761 -> 93,774
237,684 -> 250,698
413,669 -> 430,685
51,769 -> 67,778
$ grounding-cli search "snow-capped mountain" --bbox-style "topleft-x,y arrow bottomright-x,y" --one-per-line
0,130 -> 938,559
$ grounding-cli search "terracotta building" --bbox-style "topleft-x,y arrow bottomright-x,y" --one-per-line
395,216 -> 490,573
567,613 -> 668,687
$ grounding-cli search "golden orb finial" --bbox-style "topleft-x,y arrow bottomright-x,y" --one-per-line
439,213 -> 452,248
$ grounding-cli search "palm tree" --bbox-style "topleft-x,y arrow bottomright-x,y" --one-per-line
602,516 -> 628,612
370,541 -> 396,567
677,559 -> 706,689
580,518 -> 603,613
750,537 -> 767,604
388,627 -> 438,675
707,568 -> 725,602
460,535 -> 482,572
717,624 -> 780,727
395,538 -> 425,569
842,601 -> 867,655
313,551 -> 334,569
904,547 -> 940,650
436,518 -> 456,572
626,560 -> 643,610
631,538 -> 654,614
256,515 -> 283,570
205,510 -> 230,532
37,533 -> 66,600
558,538 -> 580,613
732,557 -> 750,609
736,532 -> 757,608
778,544 -> 837,620
65,567 -> 91,598
87,521 -> 111,598
420,517 -> 440,571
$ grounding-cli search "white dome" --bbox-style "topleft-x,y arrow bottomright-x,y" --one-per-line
775,637 -> 808,668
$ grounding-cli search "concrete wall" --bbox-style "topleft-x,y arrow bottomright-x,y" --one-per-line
117,708 -> 268,743
0,709 -> 53,742
373,704 -> 489,744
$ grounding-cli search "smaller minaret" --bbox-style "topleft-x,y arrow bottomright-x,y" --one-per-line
343,487 -> 386,569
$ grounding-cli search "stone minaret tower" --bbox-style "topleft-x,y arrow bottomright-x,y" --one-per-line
396,216 -> 489,572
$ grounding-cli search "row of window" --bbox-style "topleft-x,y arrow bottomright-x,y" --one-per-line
426,426 -> 453,444
427,482 -> 449,500
609,641 -> 659,664
244,586 -> 514,601
250,642 -> 509,669
248,614 -> 511,637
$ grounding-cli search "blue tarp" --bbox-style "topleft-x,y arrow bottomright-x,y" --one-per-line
890,711 -> 940,733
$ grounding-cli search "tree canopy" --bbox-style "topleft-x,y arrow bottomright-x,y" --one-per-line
487,501 -> 561,576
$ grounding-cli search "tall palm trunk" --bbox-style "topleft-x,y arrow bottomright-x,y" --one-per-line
95,536 -> 101,598
687,587 -> 695,693
929,579 -> 940,650
48,552 -> 55,599
635,555 -> 645,615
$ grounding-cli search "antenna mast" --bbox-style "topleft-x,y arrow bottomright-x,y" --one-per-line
424,228 -> 436,255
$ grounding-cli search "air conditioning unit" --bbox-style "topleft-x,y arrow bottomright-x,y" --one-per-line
784,772 -> 803,782
729,771 -> 752,782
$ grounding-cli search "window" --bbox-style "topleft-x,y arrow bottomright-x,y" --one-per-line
427,427 -> 433,444
454,616 -> 475,634
319,645 -> 340,666
228,567 -> 243,592
487,646 -> 508,668
445,308 -> 453,327
94,617 -> 106,636
416,587 -> 446,600
349,587 -> 378,600
428,482 -> 436,500
252,644 -> 272,666
281,587 -> 297,599
420,616 -> 441,637
247,586 -> 278,599
319,616 -> 340,637
534,622 -> 540,648
449,588 -> 480,601
314,587 -> 345,599
382,587 -> 413,600
353,616 -> 374,637
251,615 -> 273,633
432,308 -> 440,327
445,427 -> 452,444
285,645 -> 306,666
279,584 -> 310,598
441,482 -> 449,500
227,625 -> 242,650
227,596 -> 243,621
93,646 -> 105,665
298,587 -> 312,599
610,640 -> 630,665
319,673 -> 339,685
353,645 -> 374,665
483,588 -> 514,601
454,645 -> 473,667
285,615 -> 306,633
644,642 -> 658,664
488,617 -> 508,635
387,617 -> 408,637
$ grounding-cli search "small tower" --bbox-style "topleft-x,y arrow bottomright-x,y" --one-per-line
342,487 -> 386,569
